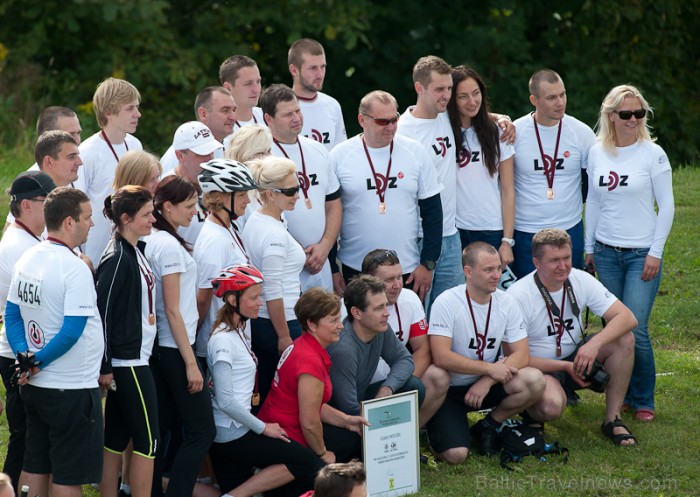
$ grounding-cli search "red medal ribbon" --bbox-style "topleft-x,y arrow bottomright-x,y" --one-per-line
234,114 -> 258,128
211,212 -> 250,263
101,130 -> 129,162
532,114 -> 563,192
46,236 -> 78,257
274,138 -> 312,206
362,135 -> 394,209
14,220 -> 42,242
465,286 -> 492,361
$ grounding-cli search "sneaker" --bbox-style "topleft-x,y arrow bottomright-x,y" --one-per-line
470,419 -> 499,456
566,391 -> 581,407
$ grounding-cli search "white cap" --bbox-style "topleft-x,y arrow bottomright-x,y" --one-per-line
173,121 -> 223,156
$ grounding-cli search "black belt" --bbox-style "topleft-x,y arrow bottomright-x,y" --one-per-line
597,241 -> 634,252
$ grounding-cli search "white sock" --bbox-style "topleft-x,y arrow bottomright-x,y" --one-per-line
120,483 -> 132,495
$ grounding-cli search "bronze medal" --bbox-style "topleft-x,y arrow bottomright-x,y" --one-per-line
251,392 -> 260,407
378,202 -> 386,214
547,188 -> 555,200
149,313 -> 155,326
305,198 -> 313,209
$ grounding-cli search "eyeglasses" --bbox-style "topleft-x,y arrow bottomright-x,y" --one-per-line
370,250 -> 398,264
613,109 -> 647,120
272,185 -> 300,197
362,113 -> 400,126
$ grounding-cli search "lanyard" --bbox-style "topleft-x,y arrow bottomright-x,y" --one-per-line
135,248 -> 156,326
234,114 -> 258,128
465,286 -> 492,361
362,135 -> 393,214
101,130 -> 129,162
14,220 -> 41,242
274,138 -> 312,209
532,114 -> 562,200
46,236 -> 78,257
393,303 -> 404,342
210,213 -> 249,263
236,329 -> 260,406
533,273 -> 581,356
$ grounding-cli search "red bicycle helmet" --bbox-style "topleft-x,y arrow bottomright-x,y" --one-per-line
212,264 -> 264,298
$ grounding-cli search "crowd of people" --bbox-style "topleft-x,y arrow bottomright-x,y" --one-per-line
0,37 -> 674,497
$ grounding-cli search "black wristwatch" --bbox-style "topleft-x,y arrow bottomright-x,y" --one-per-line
421,260 -> 436,271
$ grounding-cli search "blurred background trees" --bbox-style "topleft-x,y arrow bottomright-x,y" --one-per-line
0,0 -> 697,165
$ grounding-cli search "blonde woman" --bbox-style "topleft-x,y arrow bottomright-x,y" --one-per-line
226,125 -> 272,163
113,150 -> 162,194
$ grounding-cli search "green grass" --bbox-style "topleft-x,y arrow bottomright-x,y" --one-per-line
0,146 -> 697,497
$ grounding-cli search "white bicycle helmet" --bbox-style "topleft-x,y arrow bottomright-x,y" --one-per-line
198,158 -> 257,193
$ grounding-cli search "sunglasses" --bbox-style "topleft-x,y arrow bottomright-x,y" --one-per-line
370,249 -> 398,264
362,113 -> 400,126
272,185 -> 300,197
613,109 -> 647,120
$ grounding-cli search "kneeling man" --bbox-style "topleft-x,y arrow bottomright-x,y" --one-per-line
428,242 -> 544,463
507,228 -> 637,446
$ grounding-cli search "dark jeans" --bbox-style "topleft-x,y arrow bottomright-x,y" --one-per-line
0,356 -> 25,493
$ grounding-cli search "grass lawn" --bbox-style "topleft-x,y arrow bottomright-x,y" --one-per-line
0,149 -> 697,497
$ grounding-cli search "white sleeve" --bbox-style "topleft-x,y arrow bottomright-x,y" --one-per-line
334,102 -> 347,145
261,253 -> 286,302
649,169 -> 674,258
584,167 -> 601,254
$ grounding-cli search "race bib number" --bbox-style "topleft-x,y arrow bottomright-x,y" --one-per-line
16,272 -> 43,308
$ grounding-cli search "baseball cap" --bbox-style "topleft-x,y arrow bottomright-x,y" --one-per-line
10,171 -> 57,201
173,121 -> 223,156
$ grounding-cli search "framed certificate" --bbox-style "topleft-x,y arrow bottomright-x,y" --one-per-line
361,390 -> 420,497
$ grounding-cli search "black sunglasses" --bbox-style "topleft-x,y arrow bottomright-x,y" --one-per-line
370,249 -> 398,263
613,109 -> 647,120
272,185 -> 300,197
362,113 -> 400,126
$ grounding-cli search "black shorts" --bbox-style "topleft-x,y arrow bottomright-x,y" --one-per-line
104,365 -> 159,458
21,385 -> 103,485
548,334 -> 600,398
426,382 -> 508,453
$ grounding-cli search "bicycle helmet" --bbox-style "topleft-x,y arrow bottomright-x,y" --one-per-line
212,264 -> 264,298
198,158 -> 257,193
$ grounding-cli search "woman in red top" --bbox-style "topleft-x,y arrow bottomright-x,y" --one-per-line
258,288 -> 368,463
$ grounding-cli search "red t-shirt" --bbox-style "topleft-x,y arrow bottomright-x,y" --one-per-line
258,332 -> 332,446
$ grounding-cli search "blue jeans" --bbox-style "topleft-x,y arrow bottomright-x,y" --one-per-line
427,232 -> 465,316
512,220 -> 584,279
593,242 -> 661,411
458,229 -> 503,251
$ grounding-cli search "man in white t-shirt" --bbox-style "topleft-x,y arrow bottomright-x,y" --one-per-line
74,77 -> 143,264
260,83 -> 341,292
330,90 -> 443,301
396,56 -> 463,312
219,55 -> 264,134
161,87 -> 234,173
163,121 -> 223,247
5,187 -> 104,496
360,249 -> 449,427
511,69 -> 596,278
507,228 -> 637,446
288,38 -> 346,151
427,242 -> 545,462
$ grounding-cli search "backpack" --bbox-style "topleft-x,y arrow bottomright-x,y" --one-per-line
497,419 -> 569,470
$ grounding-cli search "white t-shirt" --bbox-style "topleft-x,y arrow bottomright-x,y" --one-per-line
144,229 -> 199,347
112,250 -> 158,367
512,113 -> 595,232
208,327 -> 257,429
272,136 -> 339,291
299,92 -> 346,151
0,225 -> 42,358
507,268 -> 618,360
331,134 -> 442,272
585,141 -> 673,257
456,126 -> 515,230
74,132 -> 143,263
429,285 -> 527,386
193,219 -> 249,357
396,108 -> 457,237
241,211 -> 305,320
7,241 -> 103,389
161,169 -> 206,247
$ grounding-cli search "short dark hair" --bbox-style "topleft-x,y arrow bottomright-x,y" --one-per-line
259,84 -> 296,119
219,55 -> 258,85
288,38 -> 324,68
44,187 -> 89,232
34,130 -> 78,167
343,275 -> 386,322
462,241 -> 498,267
531,228 -> 572,260
412,55 -> 451,87
194,86 -> 232,118
104,185 -> 152,231
361,249 -> 400,276
313,460 -> 366,497
36,106 -> 77,136
529,69 -> 562,97
295,287 -> 341,332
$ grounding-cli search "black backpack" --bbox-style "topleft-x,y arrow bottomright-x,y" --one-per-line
497,419 -> 569,470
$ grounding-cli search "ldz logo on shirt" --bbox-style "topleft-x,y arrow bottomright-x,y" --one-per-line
297,172 -> 319,191
468,337 -> 497,352
458,147 -> 480,168
308,129 -> 330,144
598,171 -> 629,191
533,156 -> 565,171
546,317 -> 574,336
366,174 -> 398,191
431,136 -> 452,157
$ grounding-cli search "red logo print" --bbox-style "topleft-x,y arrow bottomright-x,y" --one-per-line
28,320 -> 45,349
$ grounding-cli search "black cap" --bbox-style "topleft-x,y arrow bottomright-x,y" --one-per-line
10,171 -> 57,202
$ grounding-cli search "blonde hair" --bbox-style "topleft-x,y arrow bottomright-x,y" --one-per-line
93,77 -> 141,128
113,150 -> 162,190
225,125 -> 272,162
531,228 -> 571,260
247,156 -> 297,204
595,84 -> 655,155
202,191 -> 229,212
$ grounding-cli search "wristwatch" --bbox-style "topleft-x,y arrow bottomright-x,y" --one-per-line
421,260 -> 436,271
501,237 -> 515,247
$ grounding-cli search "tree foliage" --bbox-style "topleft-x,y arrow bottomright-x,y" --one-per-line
0,0 -> 697,164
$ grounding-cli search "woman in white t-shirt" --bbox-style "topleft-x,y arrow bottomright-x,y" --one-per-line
144,175 -> 215,497
242,156 -> 305,405
584,85 -> 675,423
447,65 -> 515,267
